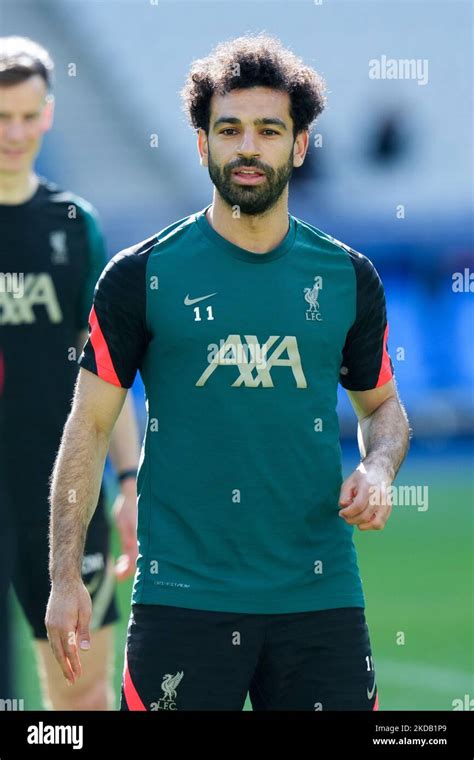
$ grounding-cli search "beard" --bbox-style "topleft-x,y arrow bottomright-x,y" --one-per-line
207,145 -> 295,216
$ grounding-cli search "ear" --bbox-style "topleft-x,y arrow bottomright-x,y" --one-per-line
41,96 -> 55,132
197,128 -> 209,167
293,129 -> 309,168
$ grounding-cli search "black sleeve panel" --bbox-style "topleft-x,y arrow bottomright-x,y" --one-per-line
78,235 -> 156,389
340,248 -> 394,391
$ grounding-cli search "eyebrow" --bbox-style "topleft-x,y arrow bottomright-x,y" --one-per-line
213,116 -> 288,131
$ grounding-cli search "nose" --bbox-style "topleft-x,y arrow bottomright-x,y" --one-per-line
236,129 -> 260,158
5,119 -> 27,142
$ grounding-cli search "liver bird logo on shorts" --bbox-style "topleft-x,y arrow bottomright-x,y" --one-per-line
150,670 -> 184,711
161,671 -> 184,701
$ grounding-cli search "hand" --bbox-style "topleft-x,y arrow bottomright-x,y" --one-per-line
338,462 -> 393,531
44,581 -> 92,685
112,479 -> 138,581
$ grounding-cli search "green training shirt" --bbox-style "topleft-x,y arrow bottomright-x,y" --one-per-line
79,204 -> 394,613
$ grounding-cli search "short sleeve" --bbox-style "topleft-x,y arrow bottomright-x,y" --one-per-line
339,252 -> 394,391
78,243 -> 152,389
76,205 -> 108,330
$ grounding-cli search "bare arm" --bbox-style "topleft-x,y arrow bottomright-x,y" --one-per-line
350,378 -> 411,481
46,367 -> 127,684
78,328 -> 140,480
77,328 -> 140,580
338,379 -> 411,530
77,328 -> 140,475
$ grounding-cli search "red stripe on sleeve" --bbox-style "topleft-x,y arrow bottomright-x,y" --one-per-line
88,305 -> 121,386
373,691 -> 379,710
123,650 -> 147,711
376,323 -> 393,388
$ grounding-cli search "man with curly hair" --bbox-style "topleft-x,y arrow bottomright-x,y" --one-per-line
46,34 -> 410,711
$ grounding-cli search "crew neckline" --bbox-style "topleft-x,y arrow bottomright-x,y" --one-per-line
196,203 -> 297,263
0,176 -> 43,209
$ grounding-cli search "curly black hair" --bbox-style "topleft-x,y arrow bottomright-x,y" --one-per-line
180,33 -> 327,137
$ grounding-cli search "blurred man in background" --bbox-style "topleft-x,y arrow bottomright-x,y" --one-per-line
0,36 -> 140,710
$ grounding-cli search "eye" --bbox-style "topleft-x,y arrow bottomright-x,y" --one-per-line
262,129 -> 279,136
220,128 -> 238,136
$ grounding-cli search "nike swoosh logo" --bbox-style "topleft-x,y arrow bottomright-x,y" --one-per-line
184,292 -> 218,306
367,678 -> 376,700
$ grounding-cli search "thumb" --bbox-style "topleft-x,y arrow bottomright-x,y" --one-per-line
339,475 -> 357,507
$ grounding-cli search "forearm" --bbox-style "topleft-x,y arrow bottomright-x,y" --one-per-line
49,412 -> 110,586
108,393 -> 140,474
357,397 -> 411,481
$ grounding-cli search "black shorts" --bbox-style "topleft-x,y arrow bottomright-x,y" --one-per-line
121,603 -> 379,711
10,503 -> 120,640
